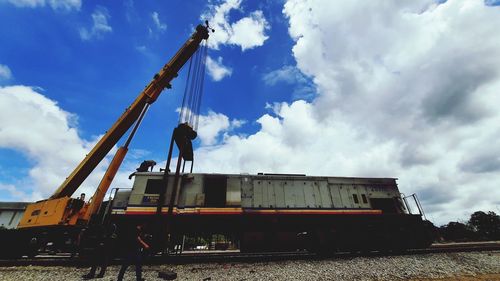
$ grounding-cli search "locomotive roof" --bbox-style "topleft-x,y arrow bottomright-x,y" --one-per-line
133,172 -> 398,185
0,201 -> 30,211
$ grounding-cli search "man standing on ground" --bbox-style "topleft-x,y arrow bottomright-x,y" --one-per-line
117,224 -> 150,281
82,221 -> 117,279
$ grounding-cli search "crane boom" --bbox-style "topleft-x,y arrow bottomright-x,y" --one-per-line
50,25 -> 209,199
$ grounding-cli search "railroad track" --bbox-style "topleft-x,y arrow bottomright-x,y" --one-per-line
1,242 -> 499,267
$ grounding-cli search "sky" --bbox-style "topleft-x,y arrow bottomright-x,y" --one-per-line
0,0 -> 500,225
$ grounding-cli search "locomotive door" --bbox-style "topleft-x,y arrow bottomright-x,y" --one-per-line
240,177 -> 253,208
317,181 -> 333,208
204,175 -> 227,207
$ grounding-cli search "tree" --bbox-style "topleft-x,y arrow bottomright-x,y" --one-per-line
439,222 -> 476,242
468,211 -> 500,241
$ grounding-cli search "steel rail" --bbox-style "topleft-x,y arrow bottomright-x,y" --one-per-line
1,242 -> 499,267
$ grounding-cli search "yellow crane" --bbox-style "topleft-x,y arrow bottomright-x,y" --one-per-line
17,24 -> 211,231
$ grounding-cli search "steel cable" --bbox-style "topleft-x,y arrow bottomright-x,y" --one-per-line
178,40 -> 208,130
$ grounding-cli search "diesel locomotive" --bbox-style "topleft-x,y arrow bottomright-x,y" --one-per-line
109,171 -> 432,253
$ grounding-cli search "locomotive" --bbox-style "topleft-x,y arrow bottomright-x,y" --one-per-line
109,171 -> 432,253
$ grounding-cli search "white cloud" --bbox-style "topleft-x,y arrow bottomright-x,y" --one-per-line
190,0 -> 500,225
196,110 -> 244,146
0,85 -> 134,201
151,11 -> 167,32
5,0 -> 81,11
202,0 -> 270,51
206,56 -> 232,81
263,65 -> 315,99
228,10 -> 269,51
0,183 -> 40,202
263,65 -> 305,86
0,64 -> 12,81
128,148 -> 151,160
135,45 -> 147,53
193,101 -> 388,174
80,6 -> 113,41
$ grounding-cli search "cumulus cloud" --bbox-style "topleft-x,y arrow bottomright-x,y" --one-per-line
206,56 -> 232,81
0,183 -> 38,202
80,6 -> 113,41
263,65 -> 305,86
0,85 -> 134,201
202,0 -> 270,51
193,100 -> 397,175
0,64 -> 12,81
4,0 -> 81,11
190,0 -> 500,225
458,137 -> 500,174
151,11 -> 167,32
263,65 -> 315,99
280,0 -> 500,223
196,110 -> 244,146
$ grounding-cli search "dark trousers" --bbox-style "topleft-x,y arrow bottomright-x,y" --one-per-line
87,256 -> 108,276
117,249 -> 143,281
86,246 -> 109,277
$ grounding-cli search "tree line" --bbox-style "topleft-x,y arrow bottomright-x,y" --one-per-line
426,211 -> 500,242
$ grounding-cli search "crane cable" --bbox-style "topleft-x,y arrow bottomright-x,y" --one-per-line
178,40 -> 208,131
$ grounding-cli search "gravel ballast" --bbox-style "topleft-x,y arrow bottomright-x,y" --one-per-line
0,251 -> 499,281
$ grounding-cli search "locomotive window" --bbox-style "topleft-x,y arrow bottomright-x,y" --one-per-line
145,179 -> 163,194
352,194 -> 359,204
370,198 -> 398,213
361,194 -> 368,204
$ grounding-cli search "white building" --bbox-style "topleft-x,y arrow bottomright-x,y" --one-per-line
0,202 -> 29,229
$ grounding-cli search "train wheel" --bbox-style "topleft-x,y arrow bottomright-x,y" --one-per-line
307,230 -> 334,256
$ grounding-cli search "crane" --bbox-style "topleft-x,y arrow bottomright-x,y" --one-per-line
16,24 -> 211,230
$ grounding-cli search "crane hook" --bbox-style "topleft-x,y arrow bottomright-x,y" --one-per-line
205,20 -> 215,33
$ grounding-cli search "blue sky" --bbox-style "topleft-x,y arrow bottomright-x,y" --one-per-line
1,0 -> 500,224
0,0 -> 309,199
0,0 -> 301,156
